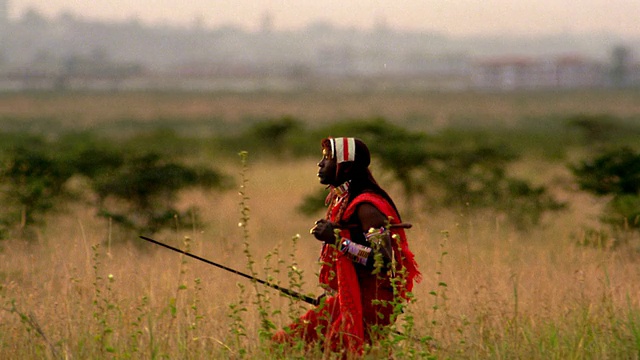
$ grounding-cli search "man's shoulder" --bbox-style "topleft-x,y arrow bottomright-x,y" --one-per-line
345,192 -> 392,218
351,192 -> 386,204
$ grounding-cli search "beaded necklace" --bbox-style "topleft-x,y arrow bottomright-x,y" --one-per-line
325,181 -> 351,222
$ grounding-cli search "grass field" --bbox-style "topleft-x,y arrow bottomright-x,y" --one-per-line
1,90 -> 640,359
1,89 -> 639,132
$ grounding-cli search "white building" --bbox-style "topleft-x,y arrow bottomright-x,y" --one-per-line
472,57 -> 544,90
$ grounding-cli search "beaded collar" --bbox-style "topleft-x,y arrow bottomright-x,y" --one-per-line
333,181 -> 350,197
324,181 -> 351,207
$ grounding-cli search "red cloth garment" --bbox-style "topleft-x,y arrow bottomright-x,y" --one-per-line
342,192 -> 422,297
319,191 -> 421,298
274,191 -> 420,355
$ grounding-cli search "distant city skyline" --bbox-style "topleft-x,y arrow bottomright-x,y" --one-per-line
8,0 -> 640,38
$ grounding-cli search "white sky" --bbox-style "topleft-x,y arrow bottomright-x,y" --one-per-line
8,0 -> 640,37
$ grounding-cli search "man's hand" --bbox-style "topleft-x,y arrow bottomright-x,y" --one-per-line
310,219 -> 337,243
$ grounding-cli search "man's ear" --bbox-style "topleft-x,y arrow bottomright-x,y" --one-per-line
337,162 -> 354,182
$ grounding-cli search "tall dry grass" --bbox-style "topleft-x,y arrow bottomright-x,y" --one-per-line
1,158 -> 640,359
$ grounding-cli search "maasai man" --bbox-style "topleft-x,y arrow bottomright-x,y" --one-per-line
272,137 -> 421,356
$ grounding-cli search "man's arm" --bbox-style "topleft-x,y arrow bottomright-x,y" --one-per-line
356,202 -> 388,230
310,203 -> 395,267
356,203 -> 394,263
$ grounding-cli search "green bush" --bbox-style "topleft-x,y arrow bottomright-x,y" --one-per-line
571,146 -> 640,230
90,152 -> 232,236
0,143 -> 75,239
426,143 -> 564,229
216,116 -> 307,159
0,132 -> 233,241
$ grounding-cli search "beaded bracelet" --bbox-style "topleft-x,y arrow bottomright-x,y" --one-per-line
339,239 -> 372,266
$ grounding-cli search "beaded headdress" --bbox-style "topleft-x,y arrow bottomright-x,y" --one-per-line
322,137 -> 370,167
330,137 -> 356,163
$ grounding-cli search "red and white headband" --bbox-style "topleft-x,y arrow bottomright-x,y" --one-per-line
330,137 -> 356,163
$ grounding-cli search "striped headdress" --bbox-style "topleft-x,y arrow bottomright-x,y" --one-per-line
330,137 -> 356,163
324,137 -> 370,167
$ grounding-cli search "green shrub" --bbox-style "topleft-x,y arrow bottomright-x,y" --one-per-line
571,146 -> 640,230
426,143 -> 564,229
0,144 -> 75,239
217,116 -> 307,159
91,152 -> 231,235
0,131 -> 233,240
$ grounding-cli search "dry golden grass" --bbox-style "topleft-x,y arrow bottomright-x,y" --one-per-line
1,89 -> 640,357
2,157 -> 639,358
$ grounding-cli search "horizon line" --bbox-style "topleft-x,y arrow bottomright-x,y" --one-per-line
5,8 -> 639,41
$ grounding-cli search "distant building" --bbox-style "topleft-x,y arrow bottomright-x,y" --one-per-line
472,57 -> 544,90
473,55 -> 605,90
552,55 -> 605,88
0,7 -> 637,92
315,44 -> 471,89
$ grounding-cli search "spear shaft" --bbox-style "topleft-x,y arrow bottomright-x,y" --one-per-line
139,235 -> 319,305
140,234 -> 422,342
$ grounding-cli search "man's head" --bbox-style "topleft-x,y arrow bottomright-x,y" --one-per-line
317,137 -> 371,186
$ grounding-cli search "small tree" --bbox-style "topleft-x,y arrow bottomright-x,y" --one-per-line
425,143 -> 564,229
0,145 -> 75,239
90,152 -> 231,236
251,116 -> 303,156
566,114 -> 619,146
571,146 -> 640,229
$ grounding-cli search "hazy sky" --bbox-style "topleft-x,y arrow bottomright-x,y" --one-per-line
9,0 -> 640,37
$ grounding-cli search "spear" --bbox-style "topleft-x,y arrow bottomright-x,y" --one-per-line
140,227 -> 422,342
139,235 -> 319,305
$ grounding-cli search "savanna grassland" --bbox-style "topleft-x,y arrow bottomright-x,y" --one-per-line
1,89 -> 640,359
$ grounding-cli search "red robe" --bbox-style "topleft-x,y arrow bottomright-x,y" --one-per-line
273,191 -> 421,355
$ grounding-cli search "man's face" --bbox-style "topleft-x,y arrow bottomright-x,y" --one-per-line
317,148 -> 337,185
